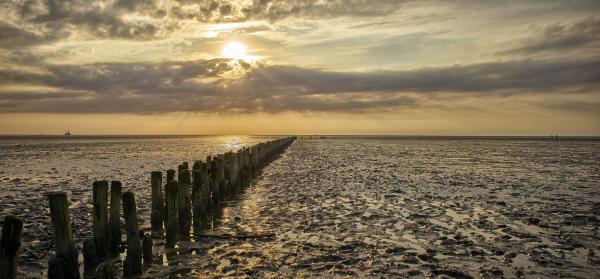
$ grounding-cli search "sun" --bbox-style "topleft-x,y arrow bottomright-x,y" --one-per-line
222,42 -> 248,60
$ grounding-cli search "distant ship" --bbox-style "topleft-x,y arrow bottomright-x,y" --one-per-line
64,130 -> 72,136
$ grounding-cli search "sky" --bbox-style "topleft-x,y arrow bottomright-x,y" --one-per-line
0,0 -> 599,135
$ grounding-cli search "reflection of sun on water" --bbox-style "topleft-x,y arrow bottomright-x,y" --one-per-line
223,136 -> 242,151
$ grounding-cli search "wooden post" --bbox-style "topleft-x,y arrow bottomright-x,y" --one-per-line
242,148 -> 249,187
166,169 -> 176,182
165,180 -> 178,248
216,154 -> 226,201
178,163 -> 187,179
177,169 -> 191,240
47,191 -> 80,279
95,259 -> 117,279
249,147 -> 257,179
0,215 -> 23,279
109,181 -> 122,255
92,181 -> 110,260
229,152 -> 240,193
222,153 -> 230,199
164,169 -> 176,230
82,239 -> 97,268
150,171 -> 163,235
47,256 -> 65,279
201,162 -> 212,223
192,166 -> 209,234
122,191 -> 142,277
142,233 -> 153,266
210,159 -> 220,209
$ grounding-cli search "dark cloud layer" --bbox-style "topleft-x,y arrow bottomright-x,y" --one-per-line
1,58 -> 598,113
0,0 -> 407,43
504,17 -> 600,55
0,21 -> 64,47
2,0 -> 599,46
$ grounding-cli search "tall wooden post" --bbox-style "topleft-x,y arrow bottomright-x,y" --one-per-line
150,171 -> 163,235
177,169 -> 191,240
93,181 -> 110,260
0,215 -> 23,279
164,169 -> 176,230
47,192 -> 80,279
122,191 -> 142,277
232,151 -> 240,193
95,259 -> 117,279
109,181 -> 122,255
200,162 -> 212,223
192,166 -> 209,234
222,153 -> 229,199
165,180 -> 178,248
210,159 -> 220,209
216,154 -> 226,201
166,169 -> 176,182
142,233 -> 153,266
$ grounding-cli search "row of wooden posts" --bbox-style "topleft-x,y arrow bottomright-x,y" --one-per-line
0,137 -> 297,279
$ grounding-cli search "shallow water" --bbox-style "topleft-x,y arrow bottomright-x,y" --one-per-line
0,135 -> 270,277
1,136 -> 599,278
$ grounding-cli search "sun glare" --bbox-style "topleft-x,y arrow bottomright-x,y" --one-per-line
222,42 -> 248,59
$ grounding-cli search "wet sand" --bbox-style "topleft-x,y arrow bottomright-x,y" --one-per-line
187,138 -> 600,278
1,136 -> 599,278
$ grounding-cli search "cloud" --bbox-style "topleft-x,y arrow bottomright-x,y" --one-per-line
240,60 -> 600,95
0,0 -> 408,44
0,0 -> 170,41
502,17 -> 600,55
1,58 -> 599,114
0,21 -> 64,48
237,0 -> 406,22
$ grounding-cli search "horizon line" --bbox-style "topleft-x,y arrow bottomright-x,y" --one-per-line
1,134 -> 599,138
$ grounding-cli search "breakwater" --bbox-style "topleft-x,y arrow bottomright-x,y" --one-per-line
0,136 -> 296,278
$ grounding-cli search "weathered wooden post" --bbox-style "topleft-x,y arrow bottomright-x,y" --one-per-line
201,161 -> 213,222
177,169 -> 192,240
47,191 -> 80,279
0,215 -> 23,279
142,233 -> 153,266
122,191 -> 142,277
93,181 -> 110,260
232,150 -> 241,193
241,148 -> 249,187
95,259 -> 117,279
216,154 -> 226,201
192,166 -> 209,234
257,144 -> 263,168
109,181 -> 122,255
210,159 -> 220,209
249,146 -> 257,179
164,169 -> 176,229
165,180 -> 178,248
222,152 -> 231,199
234,150 -> 241,191
82,239 -> 97,268
178,163 -> 187,178
166,169 -> 176,182
150,171 -> 163,235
